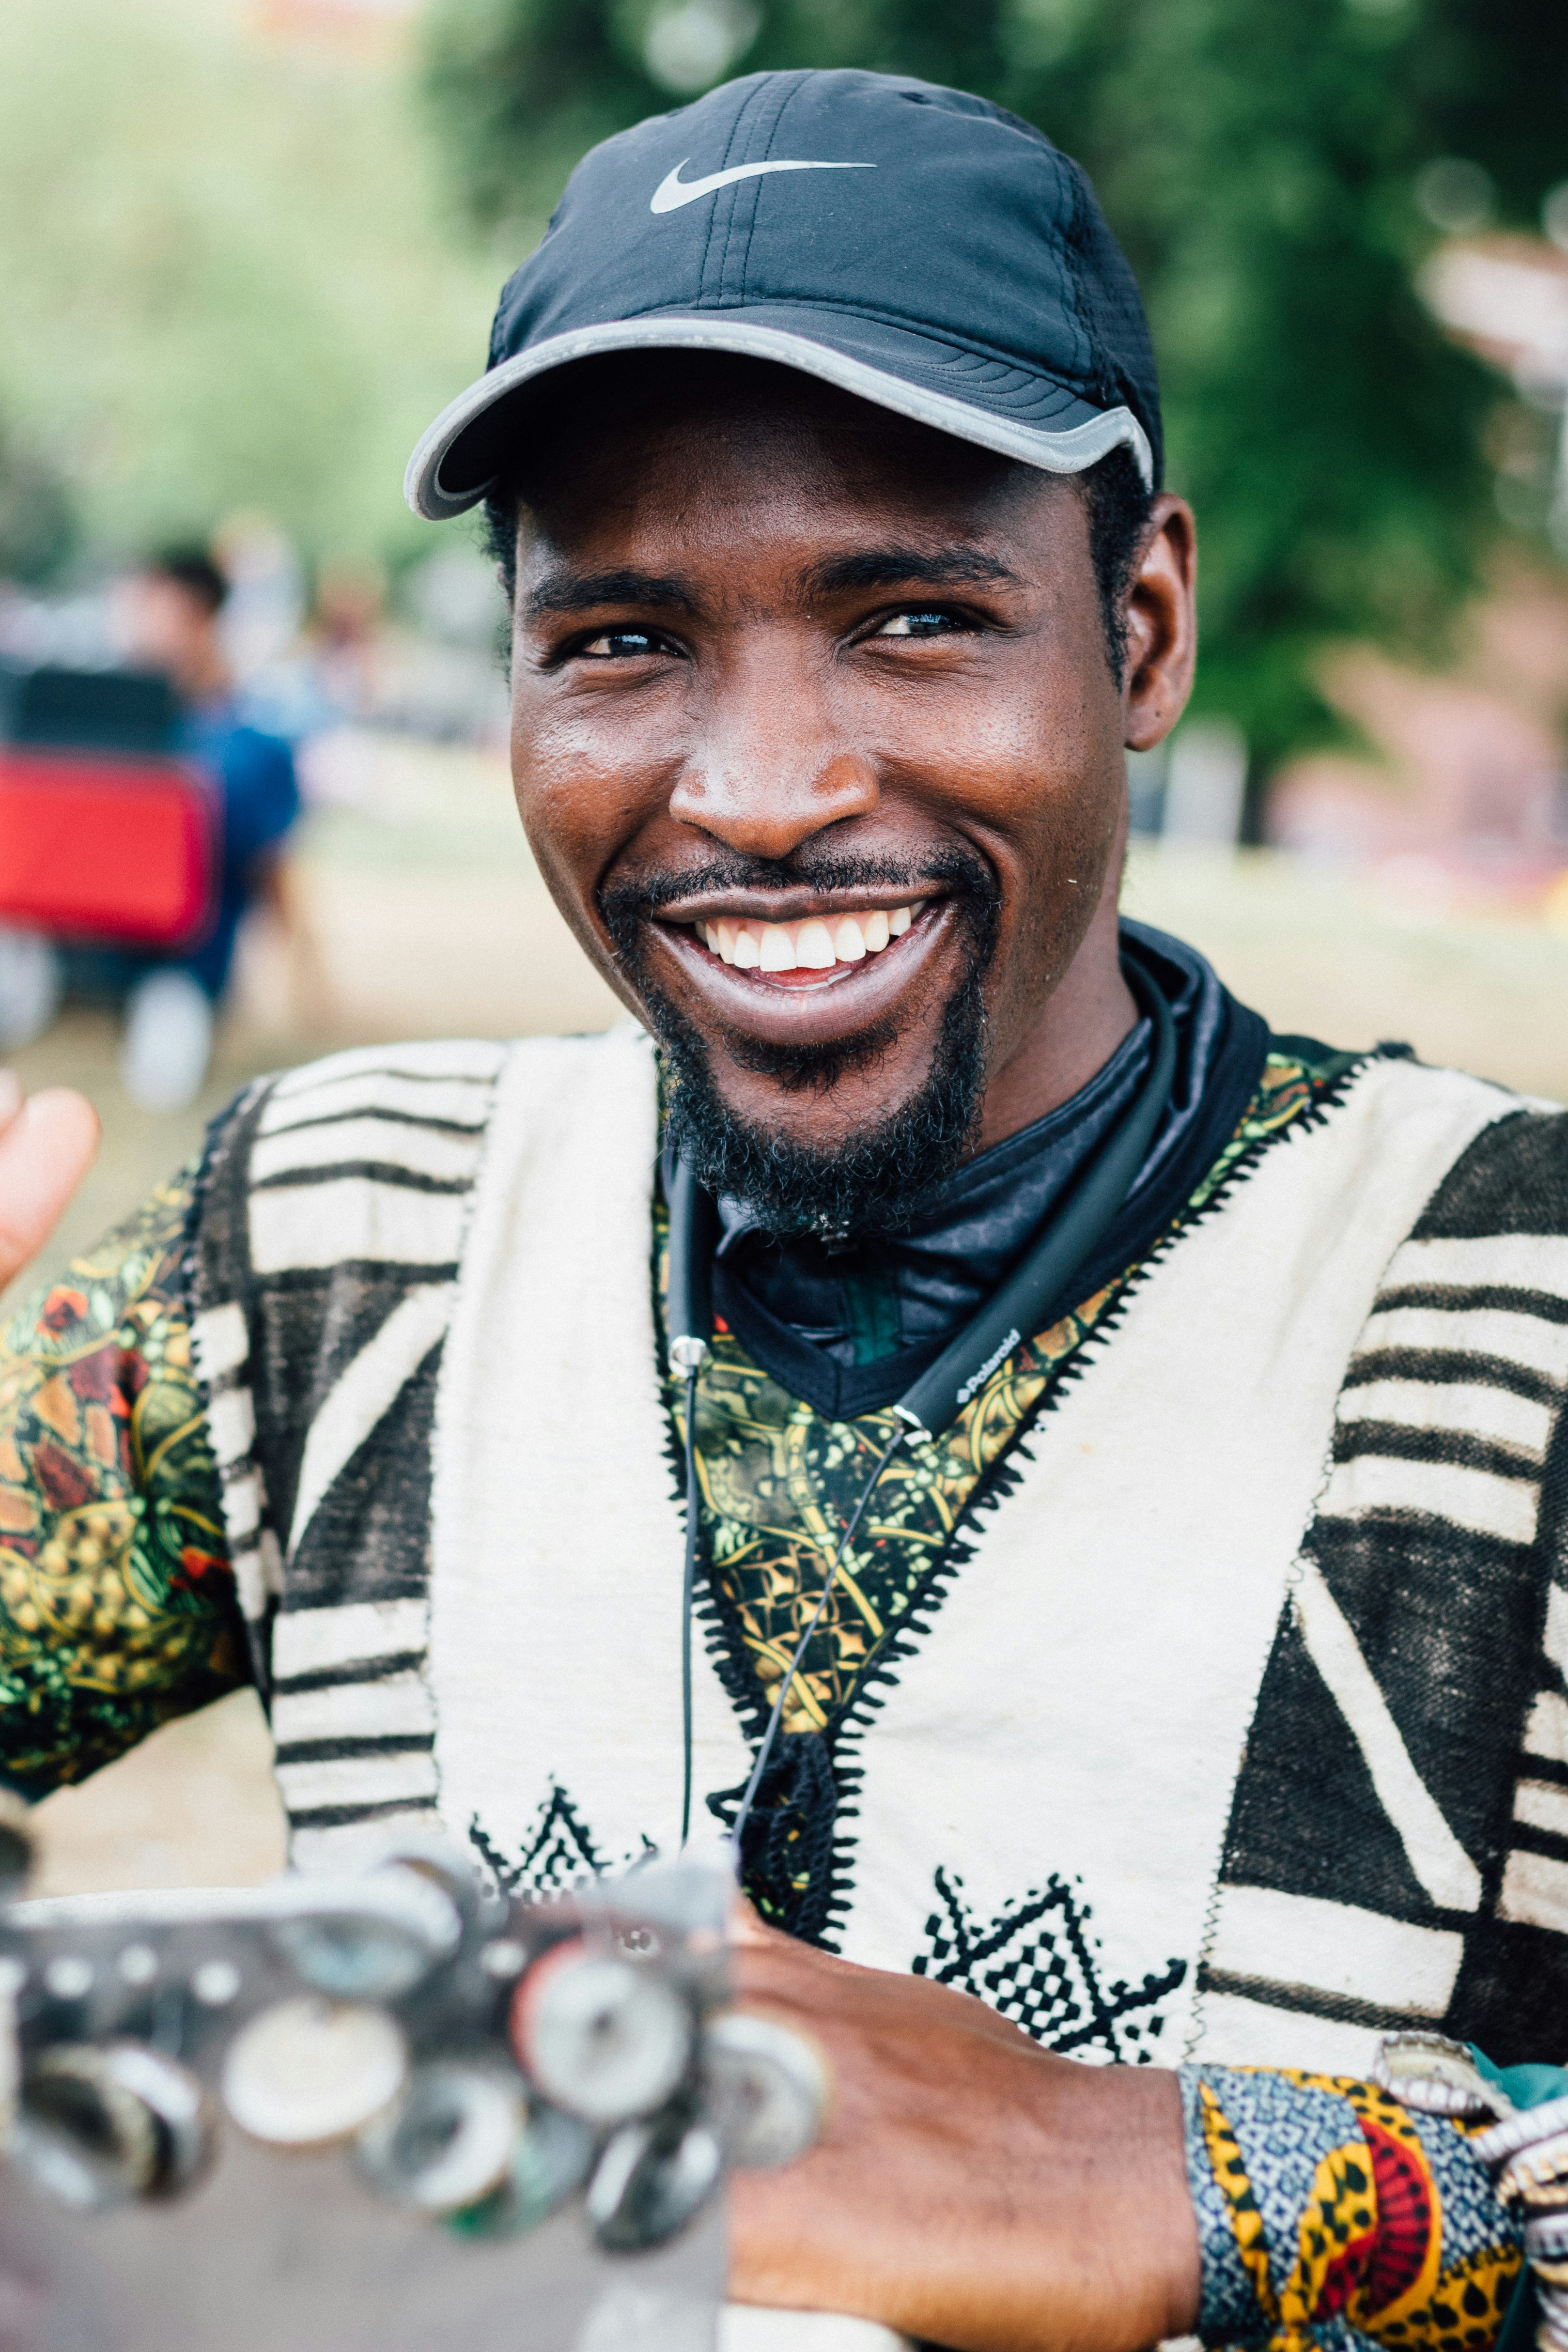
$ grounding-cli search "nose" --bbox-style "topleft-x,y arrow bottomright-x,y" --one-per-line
668,641 -> 878,860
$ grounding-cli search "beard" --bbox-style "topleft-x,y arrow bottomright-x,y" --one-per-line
600,848 -> 1001,1239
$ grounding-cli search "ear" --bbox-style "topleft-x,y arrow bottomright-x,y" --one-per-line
1121,495 -> 1197,753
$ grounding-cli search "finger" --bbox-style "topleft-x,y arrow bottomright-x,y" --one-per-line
0,1072 -> 21,1143
0,1089 -> 100,1291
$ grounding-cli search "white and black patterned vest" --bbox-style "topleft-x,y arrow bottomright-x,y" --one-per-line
185,1027 -> 1568,2072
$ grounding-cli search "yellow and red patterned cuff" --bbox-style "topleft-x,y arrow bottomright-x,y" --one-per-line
1180,2064 -> 1522,2351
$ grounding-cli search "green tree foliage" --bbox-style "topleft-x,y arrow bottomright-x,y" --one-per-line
0,414 -> 75,586
422,0 -> 1568,770
0,0 -> 498,574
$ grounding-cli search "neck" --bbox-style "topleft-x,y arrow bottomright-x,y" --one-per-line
173,644 -> 232,707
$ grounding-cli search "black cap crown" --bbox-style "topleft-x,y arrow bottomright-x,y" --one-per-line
407,69 -> 1160,520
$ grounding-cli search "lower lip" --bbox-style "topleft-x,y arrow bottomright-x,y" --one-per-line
653,904 -> 949,1042
698,950 -> 871,991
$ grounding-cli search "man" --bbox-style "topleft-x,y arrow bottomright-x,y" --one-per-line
0,67 -> 1559,2352
110,549 -> 299,1109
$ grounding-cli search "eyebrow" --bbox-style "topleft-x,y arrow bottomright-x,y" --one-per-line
800,545 -> 1023,597
523,567 -> 700,619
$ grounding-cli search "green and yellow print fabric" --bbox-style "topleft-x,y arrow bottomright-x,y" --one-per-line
0,1168 -> 245,1796
1183,2064 -> 1522,2352
669,1050 -> 1343,1738
680,1274 -> 1124,1734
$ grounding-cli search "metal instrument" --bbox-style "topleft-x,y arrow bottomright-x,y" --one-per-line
0,1815 -> 827,2352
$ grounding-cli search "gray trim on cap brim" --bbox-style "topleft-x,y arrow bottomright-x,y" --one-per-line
404,314 -> 1154,521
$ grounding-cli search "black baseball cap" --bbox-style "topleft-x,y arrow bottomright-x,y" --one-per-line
405,68 -> 1161,522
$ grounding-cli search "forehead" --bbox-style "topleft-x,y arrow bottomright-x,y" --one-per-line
509,354 -> 1059,564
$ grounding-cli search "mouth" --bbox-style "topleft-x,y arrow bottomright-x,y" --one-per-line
646,892 -> 952,1047
685,899 -> 926,976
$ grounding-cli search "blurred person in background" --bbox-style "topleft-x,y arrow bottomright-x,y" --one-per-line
112,546 -> 299,1109
307,557 -> 388,721
233,554 -> 394,747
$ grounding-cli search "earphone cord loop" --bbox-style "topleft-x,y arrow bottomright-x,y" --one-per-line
680,1366 -> 700,1848
729,1423 -> 905,1858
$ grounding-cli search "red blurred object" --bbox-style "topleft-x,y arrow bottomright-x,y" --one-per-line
0,747 -> 218,949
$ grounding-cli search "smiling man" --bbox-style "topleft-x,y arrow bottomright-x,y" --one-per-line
2,64 -> 1568,2352
506,348 -> 1160,1246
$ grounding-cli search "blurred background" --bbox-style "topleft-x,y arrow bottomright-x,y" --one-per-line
1,0 -> 1567,1883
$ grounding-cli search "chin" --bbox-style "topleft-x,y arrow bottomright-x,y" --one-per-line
713,1011 -> 908,1102
658,985 -> 988,1240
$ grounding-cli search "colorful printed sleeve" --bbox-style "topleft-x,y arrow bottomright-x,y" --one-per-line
1182,2065 -> 1523,2352
0,1166 -> 247,1798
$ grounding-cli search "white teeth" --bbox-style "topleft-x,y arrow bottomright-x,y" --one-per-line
796,919 -> 836,969
692,903 -> 922,974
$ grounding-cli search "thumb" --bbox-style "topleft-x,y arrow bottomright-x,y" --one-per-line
0,1081 -> 100,1293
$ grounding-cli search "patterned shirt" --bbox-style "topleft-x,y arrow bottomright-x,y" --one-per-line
0,1167 -> 245,1796
1183,2064 -> 1522,2352
0,1047 -> 1334,1800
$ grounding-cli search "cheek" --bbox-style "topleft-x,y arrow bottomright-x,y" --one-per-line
963,669 -> 1125,988
510,688 -> 682,911
510,691 -> 603,896
912,659 -> 1118,878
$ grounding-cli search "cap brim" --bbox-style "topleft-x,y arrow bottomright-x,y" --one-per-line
404,309 -> 1154,522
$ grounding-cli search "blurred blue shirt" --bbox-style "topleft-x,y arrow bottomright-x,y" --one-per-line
179,704 -> 299,997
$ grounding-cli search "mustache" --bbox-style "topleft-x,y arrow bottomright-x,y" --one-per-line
598,845 -> 996,935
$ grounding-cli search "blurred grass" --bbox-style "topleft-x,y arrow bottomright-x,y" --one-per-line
1124,842 -> 1568,1102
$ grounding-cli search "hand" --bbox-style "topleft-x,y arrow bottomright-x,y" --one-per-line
729,1917 -> 1200,2352
0,1074 -> 99,1293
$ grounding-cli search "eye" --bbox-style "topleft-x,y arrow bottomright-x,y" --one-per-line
870,609 -> 965,639
575,627 -> 673,660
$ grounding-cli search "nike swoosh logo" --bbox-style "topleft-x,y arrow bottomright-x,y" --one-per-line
650,158 -> 875,214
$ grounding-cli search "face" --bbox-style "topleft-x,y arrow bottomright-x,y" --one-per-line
118,573 -> 216,680
506,361 -> 1195,1228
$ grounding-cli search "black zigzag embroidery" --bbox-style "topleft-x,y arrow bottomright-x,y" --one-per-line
469,1781 -> 605,1896
912,1866 -> 1186,2063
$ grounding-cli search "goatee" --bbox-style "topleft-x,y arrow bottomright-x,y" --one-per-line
600,850 -> 1000,1238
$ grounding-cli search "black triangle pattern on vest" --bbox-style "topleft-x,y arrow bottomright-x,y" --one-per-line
468,1782 -> 612,1898
912,1866 -> 1186,2061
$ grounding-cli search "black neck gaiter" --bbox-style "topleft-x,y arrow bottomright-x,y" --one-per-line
704,920 -> 1270,1422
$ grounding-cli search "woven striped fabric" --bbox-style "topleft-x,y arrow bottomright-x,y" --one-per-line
1202,1106 -> 1568,2068
187,1039 -> 505,1864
